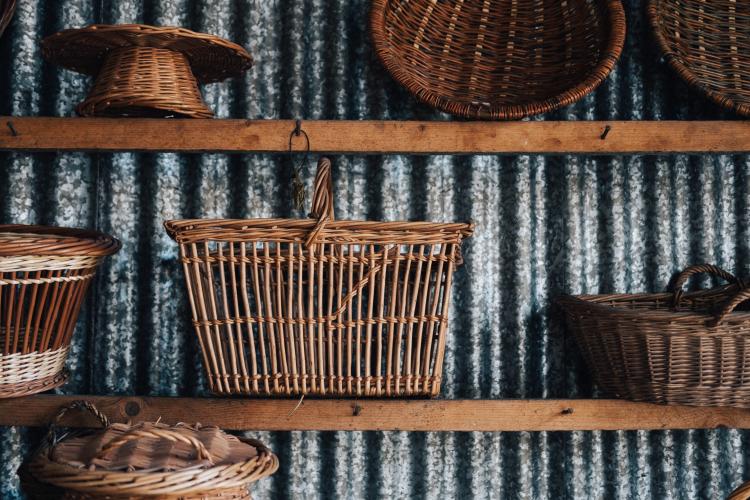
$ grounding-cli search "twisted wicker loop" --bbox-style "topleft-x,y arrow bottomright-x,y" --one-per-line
95,427 -> 213,465
670,264 -> 749,326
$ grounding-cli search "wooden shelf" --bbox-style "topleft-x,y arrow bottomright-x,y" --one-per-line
1,117 -> 749,155
2,395 -> 749,431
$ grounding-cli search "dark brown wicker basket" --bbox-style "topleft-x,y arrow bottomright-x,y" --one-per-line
649,0 -> 750,116
558,264 -> 750,407
0,0 -> 15,38
371,0 -> 626,119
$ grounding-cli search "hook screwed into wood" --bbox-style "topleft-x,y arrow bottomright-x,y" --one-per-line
6,121 -> 17,136
600,124 -> 611,140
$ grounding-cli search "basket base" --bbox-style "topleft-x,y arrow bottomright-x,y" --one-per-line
0,370 -> 68,398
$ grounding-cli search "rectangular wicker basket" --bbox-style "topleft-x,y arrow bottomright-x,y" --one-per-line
166,158 -> 473,397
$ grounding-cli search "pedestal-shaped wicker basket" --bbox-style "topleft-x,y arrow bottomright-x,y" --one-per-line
166,158 -> 474,397
0,225 -> 119,397
558,264 -> 750,407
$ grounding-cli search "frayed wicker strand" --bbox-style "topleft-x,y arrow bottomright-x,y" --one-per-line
0,0 -> 15,38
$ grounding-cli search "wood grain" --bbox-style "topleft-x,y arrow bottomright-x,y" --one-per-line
1,117 -> 749,154
2,395 -> 749,431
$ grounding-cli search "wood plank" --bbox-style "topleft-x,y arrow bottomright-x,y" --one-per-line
1,117 -> 749,154
1,395 -> 748,431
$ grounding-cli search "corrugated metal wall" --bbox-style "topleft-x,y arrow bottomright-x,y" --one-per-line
1,0 -> 749,498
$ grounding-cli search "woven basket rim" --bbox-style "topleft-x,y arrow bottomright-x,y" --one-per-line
558,290 -> 750,326
370,0 -> 627,119
165,218 -> 475,241
0,224 -> 120,257
41,23 -> 253,84
648,0 -> 750,117
29,434 -> 278,497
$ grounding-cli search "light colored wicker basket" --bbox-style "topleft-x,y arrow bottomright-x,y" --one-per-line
371,0 -> 626,119
165,157 -> 474,397
25,401 -> 278,499
41,24 -> 253,118
0,225 -> 119,398
558,264 -> 750,407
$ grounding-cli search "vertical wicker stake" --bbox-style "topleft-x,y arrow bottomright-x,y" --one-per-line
166,157 -> 474,397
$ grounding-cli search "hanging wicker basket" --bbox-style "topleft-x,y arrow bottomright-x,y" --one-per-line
649,0 -> 750,116
370,0 -> 626,119
0,0 -> 15,38
558,264 -> 750,407
41,24 -> 253,118
24,401 -> 278,499
165,157 -> 474,397
0,225 -> 119,398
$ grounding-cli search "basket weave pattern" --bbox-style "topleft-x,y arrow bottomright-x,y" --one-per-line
371,0 -> 626,119
0,226 -> 119,398
649,0 -> 750,116
166,158 -> 473,397
559,264 -> 750,407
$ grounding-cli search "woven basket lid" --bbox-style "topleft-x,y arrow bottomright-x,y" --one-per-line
29,421 -> 278,498
0,224 -> 120,257
41,24 -> 252,84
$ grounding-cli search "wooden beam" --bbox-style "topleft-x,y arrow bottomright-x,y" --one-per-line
1,395 -> 749,431
1,117 -> 749,155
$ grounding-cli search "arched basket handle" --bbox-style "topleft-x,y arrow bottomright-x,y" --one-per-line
305,157 -> 334,247
45,401 -> 109,448
669,263 -> 749,326
669,264 -> 743,307
93,427 -> 213,465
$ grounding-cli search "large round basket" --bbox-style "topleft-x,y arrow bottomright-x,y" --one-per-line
25,402 -> 279,500
558,264 -> 750,407
0,0 -> 15,38
649,0 -> 750,116
371,0 -> 626,119
0,225 -> 119,398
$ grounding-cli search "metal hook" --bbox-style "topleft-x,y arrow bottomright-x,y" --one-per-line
6,121 -> 17,137
600,125 -> 611,140
289,119 -> 311,211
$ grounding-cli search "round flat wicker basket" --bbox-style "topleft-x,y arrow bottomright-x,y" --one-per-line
558,264 -> 750,407
42,24 -> 253,118
0,225 -> 119,398
25,402 -> 278,499
0,0 -> 15,38
649,0 -> 750,116
371,0 -> 626,119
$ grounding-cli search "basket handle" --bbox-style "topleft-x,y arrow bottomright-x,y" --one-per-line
669,264 -> 744,308
44,400 -> 109,448
305,157 -> 334,247
92,427 -> 213,465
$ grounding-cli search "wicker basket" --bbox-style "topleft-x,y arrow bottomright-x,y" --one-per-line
371,0 -> 626,119
730,480 -> 750,500
0,225 -> 119,398
41,24 -> 253,118
0,0 -> 15,38
24,401 -> 278,499
165,157 -> 474,397
649,0 -> 750,116
558,264 -> 750,407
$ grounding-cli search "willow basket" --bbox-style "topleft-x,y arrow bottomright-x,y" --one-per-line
558,264 -> 750,407
0,0 -> 15,38
0,225 -> 119,398
166,158 -> 474,397
25,401 -> 278,499
649,0 -> 750,116
371,0 -> 626,119
42,24 -> 253,118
